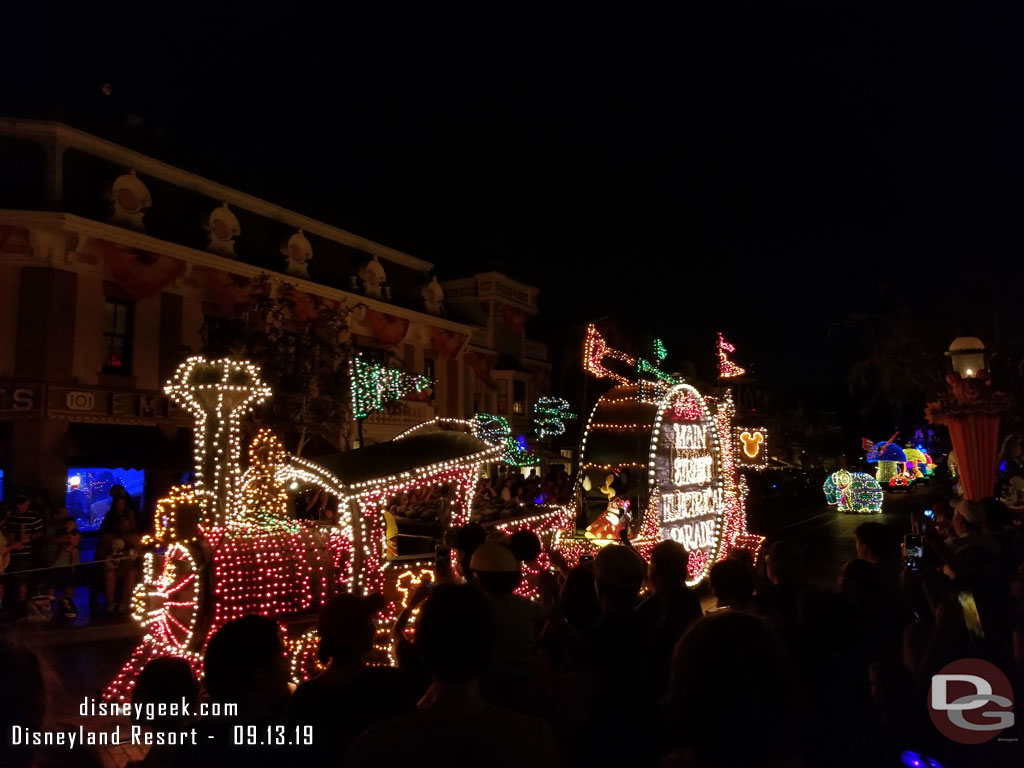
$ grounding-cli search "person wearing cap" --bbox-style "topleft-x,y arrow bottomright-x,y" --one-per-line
949,499 -> 1000,560
577,543 -> 659,766
290,592 -> 414,760
470,540 -> 543,712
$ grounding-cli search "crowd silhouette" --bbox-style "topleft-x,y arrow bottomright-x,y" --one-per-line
3,492 -> 1024,768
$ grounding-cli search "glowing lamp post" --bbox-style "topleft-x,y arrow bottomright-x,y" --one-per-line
926,337 -> 1009,500
946,337 -> 986,380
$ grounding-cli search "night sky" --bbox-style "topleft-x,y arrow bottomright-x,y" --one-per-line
3,2 -> 1022,440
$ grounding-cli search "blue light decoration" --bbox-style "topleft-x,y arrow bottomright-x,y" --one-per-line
900,750 -> 945,768
350,353 -> 431,419
823,469 -> 883,514
474,413 -> 539,466
862,434 -> 908,486
533,396 -> 576,438
66,467 -> 147,531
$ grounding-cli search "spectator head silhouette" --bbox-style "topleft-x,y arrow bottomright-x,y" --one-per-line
132,657 -> 199,728
317,592 -> 386,665
727,547 -> 756,569
854,521 -> 896,564
709,558 -> 754,608
204,614 -> 290,719
952,499 -> 985,536
453,522 -> 487,578
560,564 -> 601,631
648,539 -> 688,592
471,540 -> 522,596
765,539 -> 806,586
416,584 -> 495,683
666,611 -> 800,766
838,558 -> 881,602
0,641 -> 46,768
593,543 -> 645,608
508,529 -> 542,564
980,498 -> 1011,533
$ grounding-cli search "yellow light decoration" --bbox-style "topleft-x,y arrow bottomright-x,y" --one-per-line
734,426 -> 769,470
239,429 -> 290,518
143,485 -> 205,546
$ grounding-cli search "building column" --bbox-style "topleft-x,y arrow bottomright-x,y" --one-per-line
8,417 -> 69,504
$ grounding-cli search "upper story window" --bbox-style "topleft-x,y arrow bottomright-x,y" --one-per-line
512,380 -> 526,414
102,299 -> 133,374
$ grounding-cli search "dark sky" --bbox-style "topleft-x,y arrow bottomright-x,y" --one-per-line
3,1 -> 1022,435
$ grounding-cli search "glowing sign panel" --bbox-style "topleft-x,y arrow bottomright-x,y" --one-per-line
734,426 -> 769,470
652,386 -> 724,572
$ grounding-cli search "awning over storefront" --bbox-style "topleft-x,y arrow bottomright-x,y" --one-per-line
64,423 -> 193,471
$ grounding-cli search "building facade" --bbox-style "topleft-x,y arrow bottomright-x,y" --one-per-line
442,271 -> 550,440
0,118 -> 549,518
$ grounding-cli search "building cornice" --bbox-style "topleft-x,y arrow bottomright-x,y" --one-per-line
0,117 -> 433,273
0,210 -> 474,335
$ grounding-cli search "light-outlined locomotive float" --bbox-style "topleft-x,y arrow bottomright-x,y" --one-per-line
107,327 -> 766,699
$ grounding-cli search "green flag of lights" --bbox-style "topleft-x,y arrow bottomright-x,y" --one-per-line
533,397 -> 576,438
350,354 -> 431,419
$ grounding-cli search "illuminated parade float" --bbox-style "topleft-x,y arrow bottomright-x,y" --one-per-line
106,356 -> 505,698
822,469 -> 883,514
567,326 -> 765,584
107,325 -> 765,698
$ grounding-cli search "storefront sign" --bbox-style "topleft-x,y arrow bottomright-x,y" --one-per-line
0,382 -> 184,425
0,384 -> 41,416
49,386 -> 182,424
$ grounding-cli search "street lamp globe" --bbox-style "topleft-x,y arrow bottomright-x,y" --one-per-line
946,337 -> 986,379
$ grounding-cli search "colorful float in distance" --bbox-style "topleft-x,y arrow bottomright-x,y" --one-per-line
902,445 -> 935,479
823,469 -> 883,514
567,326 -> 765,585
106,356 -> 568,700
863,434 -> 911,489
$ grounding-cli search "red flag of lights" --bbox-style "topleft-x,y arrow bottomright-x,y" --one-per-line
718,333 -> 746,378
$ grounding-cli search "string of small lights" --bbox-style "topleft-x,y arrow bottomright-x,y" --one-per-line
350,353 -> 431,420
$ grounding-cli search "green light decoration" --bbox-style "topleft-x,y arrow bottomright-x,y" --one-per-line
823,469 -> 882,514
653,338 -> 667,361
533,397 -> 576,438
637,357 -> 679,385
474,413 -> 539,465
350,353 -> 431,419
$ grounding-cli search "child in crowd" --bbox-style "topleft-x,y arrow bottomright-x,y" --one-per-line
45,506 -> 80,618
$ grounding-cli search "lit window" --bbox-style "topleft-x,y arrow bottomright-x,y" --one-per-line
102,299 -> 133,374
513,380 -> 526,414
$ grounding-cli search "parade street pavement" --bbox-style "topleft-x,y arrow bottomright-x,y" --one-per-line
751,482 -> 933,587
